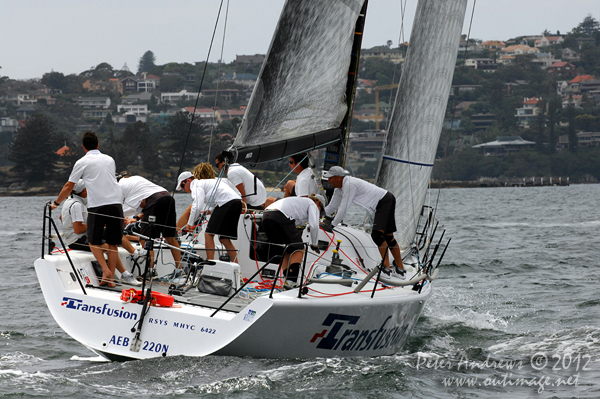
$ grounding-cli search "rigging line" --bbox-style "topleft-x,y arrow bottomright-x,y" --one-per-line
382,155 -> 433,167
431,0 -> 478,232
172,0 -> 226,194
207,0 -> 230,163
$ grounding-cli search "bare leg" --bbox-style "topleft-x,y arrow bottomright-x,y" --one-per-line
106,244 -> 119,283
205,233 -> 216,260
219,237 -> 237,262
100,243 -> 127,274
90,244 -> 113,285
165,236 -> 182,268
121,236 -> 136,254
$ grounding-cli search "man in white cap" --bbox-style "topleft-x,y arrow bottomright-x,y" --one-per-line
262,194 -> 325,283
322,166 -> 405,277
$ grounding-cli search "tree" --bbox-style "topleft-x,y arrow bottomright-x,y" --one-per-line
41,71 -> 67,91
9,114 -> 58,180
138,51 -> 156,74
161,111 -> 207,167
566,104 -> 577,153
573,14 -> 600,36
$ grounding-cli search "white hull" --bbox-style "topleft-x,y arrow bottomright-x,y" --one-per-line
35,217 -> 434,360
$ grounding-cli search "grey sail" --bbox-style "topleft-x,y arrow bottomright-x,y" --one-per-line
231,0 -> 365,164
376,0 -> 468,250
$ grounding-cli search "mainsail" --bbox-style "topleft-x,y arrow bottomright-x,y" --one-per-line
377,0 -> 468,250
231,0 -> 366,164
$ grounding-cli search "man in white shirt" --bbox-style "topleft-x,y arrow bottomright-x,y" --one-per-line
322,166 -> 406,278
52,131 -> 123,287
215,152 -> 267,210
118,173 -> 181,269
263,195 -> 324,282
285,153 -> 318,198
177,163 -> 243,261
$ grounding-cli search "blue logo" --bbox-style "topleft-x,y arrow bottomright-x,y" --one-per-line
61,297 -> 138,320
310,313 -> 408,352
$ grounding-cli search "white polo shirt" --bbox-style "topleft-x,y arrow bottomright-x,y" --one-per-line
325,176 -> 387,227
119,176 -> 166,217
61,196 -> 87,245
295,167 -> 318,197
265,196 -> 320,246
226,163 -> 267,206
188,179 -> 241,226
68,150 -> 122,208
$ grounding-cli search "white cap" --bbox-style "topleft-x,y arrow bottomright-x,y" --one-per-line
322,166 -> 349,179
314,194 -> 327,207
176,171 -> 193,191
72,179 -> 86,195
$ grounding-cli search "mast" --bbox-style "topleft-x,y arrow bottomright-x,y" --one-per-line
322,0 -> 368,174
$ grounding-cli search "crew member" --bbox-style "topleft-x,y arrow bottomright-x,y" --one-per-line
177,163 -> 243,261
322,166 -> 405,277
215,151 -> 267,210
262,194 -> 325,283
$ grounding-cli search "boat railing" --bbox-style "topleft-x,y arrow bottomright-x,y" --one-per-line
41,202 -> 88,295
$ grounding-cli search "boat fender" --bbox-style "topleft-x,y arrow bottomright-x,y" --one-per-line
120,288 -> 175,307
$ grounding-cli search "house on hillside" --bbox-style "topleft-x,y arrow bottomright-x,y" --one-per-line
568,75 -> 595,94
75,96 -> 111,109
121,91 -> 154,104
220,73 -> 257,88
534,36 -> 564,47
215,109 -> 245,123
561,48 -> 580,62
361,45 -> 405,63
161,90 -> 198,103
481,40 -> 505,52
181,107 -> 217,126
236,54 -> 265,67
531,52 -> 558,69
117,104 -> 149,116
515,97 -> 541,127
138,73 -> 160,92
465,58 -> 498,72
547,62 -> 576,78
498,45 -> 539,65
472,136 -> 535,156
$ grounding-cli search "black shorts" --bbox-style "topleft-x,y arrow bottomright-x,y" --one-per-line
206,199 -> 242,240
87,204 -> 124,245
68,235 -> 92,252
373,192 -> 397,234
262,210 -> 304,254
140,191 -> 177,238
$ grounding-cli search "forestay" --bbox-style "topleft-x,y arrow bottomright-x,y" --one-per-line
377,0 -> 468,250
232,0 -> 365,164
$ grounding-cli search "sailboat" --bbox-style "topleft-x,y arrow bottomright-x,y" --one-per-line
34,0 -> 467,360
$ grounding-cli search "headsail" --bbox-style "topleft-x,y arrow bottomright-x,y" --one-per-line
230,0 -> 366,164
376,0 -> 467,250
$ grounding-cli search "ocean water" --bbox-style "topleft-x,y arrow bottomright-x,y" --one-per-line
1,186 -> 599,398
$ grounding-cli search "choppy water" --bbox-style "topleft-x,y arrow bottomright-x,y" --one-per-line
1,186 -> 600,398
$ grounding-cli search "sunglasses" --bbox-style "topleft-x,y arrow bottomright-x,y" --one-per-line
180,179 -> 187,189
215,160 -> 221,166
289,160 -> 295,165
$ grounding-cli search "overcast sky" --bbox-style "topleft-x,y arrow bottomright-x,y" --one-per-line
0,0 -> 597,80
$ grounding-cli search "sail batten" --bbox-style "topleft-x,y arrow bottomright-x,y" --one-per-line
232,0 -> 366,164
377,0 -> 468,250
